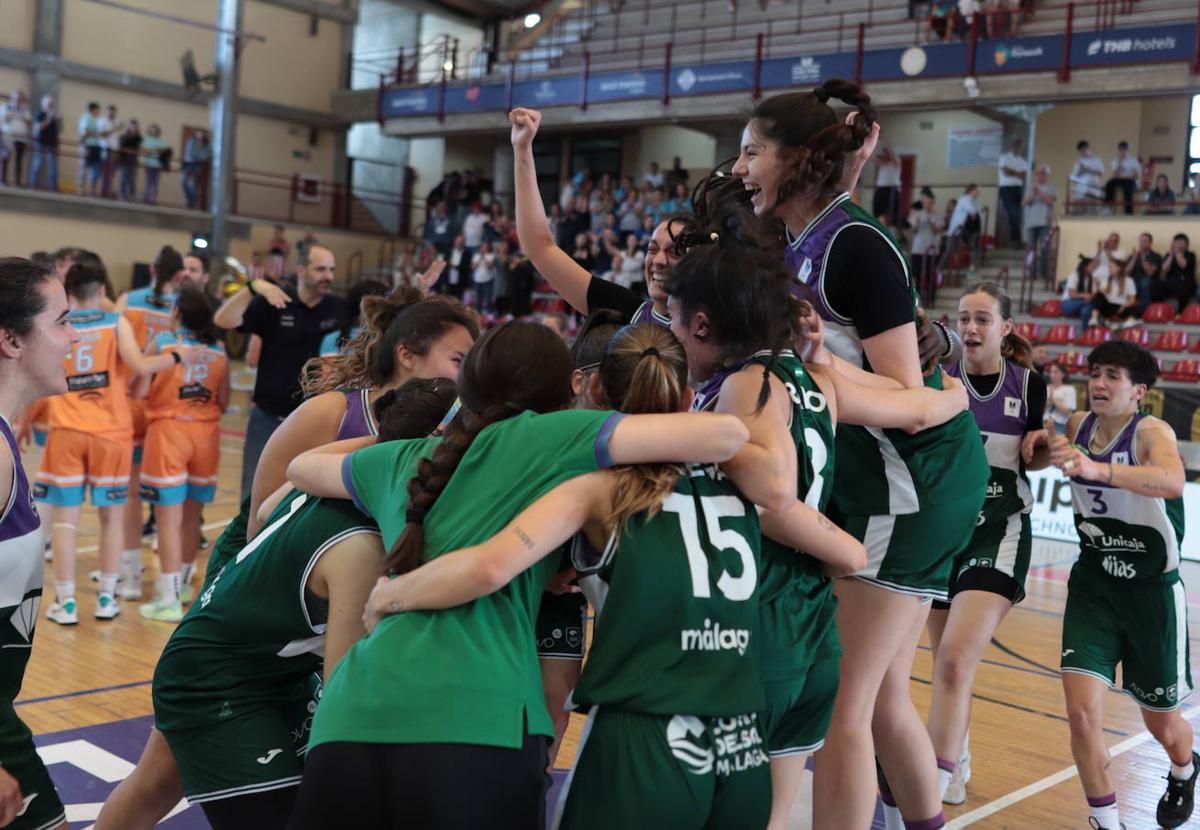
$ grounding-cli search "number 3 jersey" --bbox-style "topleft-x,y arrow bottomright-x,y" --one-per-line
570,465 -> 765,717
146,330 -> 228,422
1069,412 -> 1185,580
46,309 -> 131,440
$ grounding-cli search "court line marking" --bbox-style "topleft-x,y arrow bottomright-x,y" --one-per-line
17,679 -> 151,707
947,704 -> 1200,828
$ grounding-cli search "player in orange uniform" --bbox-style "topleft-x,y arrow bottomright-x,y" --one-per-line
115,246 -> 184,597
138,287 -> 229,622
35,258 -> 197,625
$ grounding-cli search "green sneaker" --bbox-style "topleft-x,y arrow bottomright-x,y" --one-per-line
139,597 -> 183,623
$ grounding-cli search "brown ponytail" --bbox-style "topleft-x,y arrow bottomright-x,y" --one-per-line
380,321 -> 574,575
962,281 -> 1034,370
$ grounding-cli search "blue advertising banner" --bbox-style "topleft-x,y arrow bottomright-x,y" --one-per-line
379,22 -> 1197,120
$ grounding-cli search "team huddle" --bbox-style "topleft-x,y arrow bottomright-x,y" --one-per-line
0,78 -> 1191,830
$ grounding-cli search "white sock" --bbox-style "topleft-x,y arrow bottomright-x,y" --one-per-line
938,767 -> 954,798
960,729 -> 971,764
1089,801 -> 1120,829
1171,757 -> 1195,780
882,803 -> 905,830
181,562 -> 196,585
99,573 -> 119,596
54,581 -> 75,602
121,549 -> 142,574
159,572 -> 181,604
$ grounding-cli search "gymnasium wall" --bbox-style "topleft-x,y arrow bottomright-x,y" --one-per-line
626,125 -> 719,187
0,0 -> 35,51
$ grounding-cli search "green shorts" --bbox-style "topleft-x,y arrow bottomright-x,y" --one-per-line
556,708 -> 771,830
760,653 -> 839,757
1061,563 -> 1193,711
834,487 -> 984,601
163,677 -> 319,803
0,704 -> 65,830
934,512 -> 1032,609
536,591 -> 586,660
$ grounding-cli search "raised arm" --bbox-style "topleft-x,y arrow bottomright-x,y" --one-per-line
213,280 -> 288,330
510,108 -> 594,314
809,363 -> 968,434
286,435 -> 377,499
759,500 -> 867,577
1052,417 -> 1185,499
606,412 -> 749,467
361,472 -> 610,630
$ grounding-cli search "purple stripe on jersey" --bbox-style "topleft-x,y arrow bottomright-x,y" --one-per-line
593,413 -> 626,469
336,389 -> 373,441
0,419 -> 39,543
945,359 -> 1029,437
783,193 -> 853,324
691,359 -> 751,413
341,454 -> 371,517
629,302 -> 670,328
1069,411 -> 1145,487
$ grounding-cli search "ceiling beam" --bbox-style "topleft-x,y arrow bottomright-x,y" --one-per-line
255,0 -> 357,24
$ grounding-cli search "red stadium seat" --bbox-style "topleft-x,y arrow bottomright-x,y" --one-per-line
1119,326 -> 1150,346
1143,302 -> 1176,323
1015,321 -> 1041,340
1180,304 -> 1200,325
1150,330 -> 1190,352
1061,351 -> 1088,373
1044,324 -> 1075,344
1032,299 -> 1062,318
1076,326 -> 1112,347
1191,338 -> 1200,354
1163,359 -> 1200,382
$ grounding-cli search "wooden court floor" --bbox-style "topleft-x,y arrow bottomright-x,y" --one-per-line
16,391 -> 1200,829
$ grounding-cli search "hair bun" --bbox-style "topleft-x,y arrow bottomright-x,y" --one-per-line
813,84 -> 833,104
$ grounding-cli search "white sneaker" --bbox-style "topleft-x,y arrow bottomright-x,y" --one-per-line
944,749 -> 972,805
94,593 -> 121,620
47,599 -> 78,625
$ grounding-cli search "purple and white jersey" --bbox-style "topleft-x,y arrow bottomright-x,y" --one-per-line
0,414 -> 44,700
945,358 -> 1034,514
629,301 -> 670,329
689,359 -> 752,413
336,388 -> 379,442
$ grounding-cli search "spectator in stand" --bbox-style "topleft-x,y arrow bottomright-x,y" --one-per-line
637,213 -> 655,243
1023,164 -> 1057,275
1104,141 -> 1141,215
660,181 -> 692,215
462,201 -> 487,264
547,203 -> 562,244
1084,253 -> 1139,329
946,182 -> 981,251
566,194 -> 591,245
955,0 -> 988,38
246,251 -> 266,284
267,225 -> 290,279
1161,232 -> 1196,312
99,104 -> 122,198
1046,362 -> 1077,434
617,189 -> 643,239
77,101 -> 104,197
592,227 -> 618,275
1183,175 -> 1200,215
643,160 -> 664,189
1031,342 -> 1051,378
997,137 -> 1029,248
1145,174 -> 1176,215
929,1 -> 954,39
908,189 -> 942,304
1128,232 -> 1163,310
1069,140 -> 1104,214
140,124 -> 169,205
30,95 -> 60,191
446,234 -> 467,298
667,156 -> 688,189
618,233 -> 645,293
182,131 -> 211,209
0,90 -> 31,187
1091,232 -> 1123,286
471,240 -> 497,311
989,0 -> 1017,36
570,232 -> 593,273
872,143 -> 902,227
425,202 -> 455,257
295,229 -> 319,269
116,119 -> 141,202
1061,255 -> 1099,324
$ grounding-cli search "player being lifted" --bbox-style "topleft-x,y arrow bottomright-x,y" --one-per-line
1051,340 -> 1196,830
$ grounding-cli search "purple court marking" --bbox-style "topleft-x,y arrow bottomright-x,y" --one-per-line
17,679 -> 151,707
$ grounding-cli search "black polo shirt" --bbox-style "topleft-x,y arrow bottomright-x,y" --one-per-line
241,287 -> 347,418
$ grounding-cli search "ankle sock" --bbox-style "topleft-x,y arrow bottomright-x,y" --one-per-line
1171,757 -> 1195,780
159,572 -> 181,604
1087,793 -> 1120,829
936,757 -> 957,797
181,562 -> 196,585
905,813 -> 945,830
98,572 -> 119,596
54,580 -> 75,603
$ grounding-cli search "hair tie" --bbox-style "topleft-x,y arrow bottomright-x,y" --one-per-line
642,346 -> 659,358
709,231 -> 719,242
814,87 -> 832,104
405,506 -> 426,525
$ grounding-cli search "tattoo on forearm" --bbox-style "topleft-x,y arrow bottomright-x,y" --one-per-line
512,526 -> 535,549
819,515 -> 837,534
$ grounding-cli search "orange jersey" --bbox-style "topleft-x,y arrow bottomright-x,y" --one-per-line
145,331 -> 227,422
47,309 -> 132,439
124,286 -> 176,349
26,398 -> 50,431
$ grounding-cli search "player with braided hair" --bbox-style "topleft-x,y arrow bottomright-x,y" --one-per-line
282,321 -> 753,826
665,197 -> 970,829
733,78 -> 989,830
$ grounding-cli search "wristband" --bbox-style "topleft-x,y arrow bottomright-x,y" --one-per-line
1107,462 -> 1114,484
931,320 -> 953,359
171,351 -> 182,365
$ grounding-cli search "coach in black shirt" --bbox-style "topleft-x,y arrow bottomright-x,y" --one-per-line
214,243 -> 347,499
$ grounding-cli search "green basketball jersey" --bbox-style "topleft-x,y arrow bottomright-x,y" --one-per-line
201,494 -> 251,591
749,352 -> 840,678
1069,413 -> 1186,581
152,490 -> 380,734
571,464 -> 764,716
824,200 -> 989,517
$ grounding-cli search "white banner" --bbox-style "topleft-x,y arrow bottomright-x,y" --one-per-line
946,126 -> 1003,170
1028,467 -> 1200,561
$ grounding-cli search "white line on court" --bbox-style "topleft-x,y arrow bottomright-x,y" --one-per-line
947,704 -> 1200,828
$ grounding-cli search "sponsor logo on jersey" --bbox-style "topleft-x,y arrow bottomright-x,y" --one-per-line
797,256 -> 813,282
1062,649 -> 1075,657
1079,521 -> 1148,558
1101,554 -> 1138,579
16,792 -> 36,818
667,715 -> 713,774
680,618 -> 750,656
1113,451 -> 1129,465
712,715 -> 769,777
565,626 -> 582,649
1127,680 -> 1177,705
256,748 -> 283,765
10,595 -> 40,643
986,482 -> 1005,499
784,381 -> 828,414
1004,396 -> 1021,418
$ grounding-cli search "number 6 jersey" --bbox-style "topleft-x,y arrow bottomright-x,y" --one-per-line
1068,412 -> 1185,581
46,309 -> 132,440
570,465 -> 765,717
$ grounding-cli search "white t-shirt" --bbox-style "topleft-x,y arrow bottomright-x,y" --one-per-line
98,116 -> 118,151
643,171 -> 664,188
471,252 -> 496,284
947,194 -> 979,236
462,212 -> 487,248
0,103 -> 29,140
875,159 -> 901,188
1111,154 -> 1140,179
1101,273 -> 1137,306
997,152 -> 1029,187
908,208 -> 940,254
1070,156 -> 1105,200
617,250 -> 644,290
1049,384 -> 1077,429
